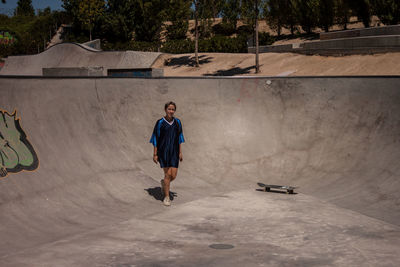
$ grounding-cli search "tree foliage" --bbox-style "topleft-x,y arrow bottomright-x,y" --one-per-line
132,0 -> 168,42
15,0 -> 34,17
371,0 -> 400,25
77,0 -> 105,40
165,0 -> 192,40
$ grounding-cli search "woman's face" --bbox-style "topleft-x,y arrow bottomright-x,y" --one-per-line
165,104 -> 176,118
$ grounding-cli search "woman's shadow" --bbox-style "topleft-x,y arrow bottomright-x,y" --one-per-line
145,186 -> 177,201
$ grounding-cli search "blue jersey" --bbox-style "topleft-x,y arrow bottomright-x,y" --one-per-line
150,117 -> 185,168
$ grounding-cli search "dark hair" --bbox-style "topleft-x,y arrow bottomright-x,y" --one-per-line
164,101 -> 176,110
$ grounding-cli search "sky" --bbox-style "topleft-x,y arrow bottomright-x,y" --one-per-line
0,0 -> 64,16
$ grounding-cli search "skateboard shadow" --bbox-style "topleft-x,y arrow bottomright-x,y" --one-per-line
255,188 -> 298,195
145,187 -> 177,201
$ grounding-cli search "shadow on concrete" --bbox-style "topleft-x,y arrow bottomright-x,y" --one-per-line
255,189 -> 298,195
145,187 -> 178,201
166,55 -> 213,67
204,65 -> 256,76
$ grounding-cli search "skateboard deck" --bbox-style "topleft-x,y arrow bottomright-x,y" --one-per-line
257,183 -> 297,194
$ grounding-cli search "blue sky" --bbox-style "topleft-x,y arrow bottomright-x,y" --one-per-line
0,0 -> 64,16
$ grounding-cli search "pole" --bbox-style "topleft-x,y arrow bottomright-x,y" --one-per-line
255,0 -> 259,74
194,1 -> 199,67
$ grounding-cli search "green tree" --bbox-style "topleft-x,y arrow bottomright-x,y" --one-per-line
101,0 -> 136,42
335,0 -> 351,30
133,0 -> 168,42
371,0 -> 400,25
297,0 -> 319,34
241,0 -> 266,73
318,0 -> 335,32
192,0 -> 217,66
166,0 -> 191,40
264,0 -> 283,36
221,0 -> 241,32
14,0 -> 34,17
350,0 -> 372,28
77,0 -> 105,40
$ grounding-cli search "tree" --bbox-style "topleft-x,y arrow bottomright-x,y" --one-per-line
132,0 -> 168,42
335,0 -> 351,30
242,0 -> 265,73
77,0 -> 105,41
297,0 -> 319,34
264,0 -> 283,36
101,0 -> 137,42
192,0 -> 216,67
14,0 -> 34,17
318,0 -> 335,32
371,0 -> 400,25
221,0 -> 241,31
166,0 -> 191,40
350,0 -> 372,28
194,0 -> 200,67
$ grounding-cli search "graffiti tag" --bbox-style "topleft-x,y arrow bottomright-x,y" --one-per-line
0,109 -> 38,178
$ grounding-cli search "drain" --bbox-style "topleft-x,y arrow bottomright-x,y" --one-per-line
209,243 -> 234,249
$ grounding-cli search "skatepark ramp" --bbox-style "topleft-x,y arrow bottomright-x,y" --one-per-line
0,42 -> 162,76
0,76 -> 399,266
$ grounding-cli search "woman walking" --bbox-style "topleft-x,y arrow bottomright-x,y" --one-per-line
150,101 -> 185,206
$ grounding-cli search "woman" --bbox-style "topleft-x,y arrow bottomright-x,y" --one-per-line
150,101 -> 185,206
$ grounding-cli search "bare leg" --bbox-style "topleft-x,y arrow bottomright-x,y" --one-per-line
163,167 -> 178,198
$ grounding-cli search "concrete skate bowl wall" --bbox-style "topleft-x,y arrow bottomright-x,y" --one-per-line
0,42 -> 162,76
0,76 -> 399,256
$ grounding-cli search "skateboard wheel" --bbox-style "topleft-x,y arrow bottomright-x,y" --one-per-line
266,187 -> 270,192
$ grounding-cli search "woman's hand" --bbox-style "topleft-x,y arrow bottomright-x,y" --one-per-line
153,154 -> 158,164
179,152 -> 183,162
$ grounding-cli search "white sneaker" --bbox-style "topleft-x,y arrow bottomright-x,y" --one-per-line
163,197 -> 171,206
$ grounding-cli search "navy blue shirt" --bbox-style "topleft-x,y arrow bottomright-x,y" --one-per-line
150,117 -> 185,168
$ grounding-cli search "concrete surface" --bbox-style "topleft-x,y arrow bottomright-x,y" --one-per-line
249,35 -> 400,55
0,76 -> 400,266
43,67 -> 104,77
0,43 -> 162,76
320,25 -> 400,40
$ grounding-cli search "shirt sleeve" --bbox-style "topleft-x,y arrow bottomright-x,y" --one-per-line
177,119 -> 185,144
149,120 -> 159,147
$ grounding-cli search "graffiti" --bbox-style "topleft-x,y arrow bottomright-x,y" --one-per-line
0,109 -> 39,178
0,31 -> 16,45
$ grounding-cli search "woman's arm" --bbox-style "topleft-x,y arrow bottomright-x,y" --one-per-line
179,143 -> 183,161
153,146 -> 158,164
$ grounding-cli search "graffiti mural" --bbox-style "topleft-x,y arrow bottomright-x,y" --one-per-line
0,109 -> 39,178
0,31 -> 16,45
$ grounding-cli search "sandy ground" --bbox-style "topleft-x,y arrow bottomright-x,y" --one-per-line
153,51 -> 400,76
183,16 -> 383,45
155,16 -> 398,77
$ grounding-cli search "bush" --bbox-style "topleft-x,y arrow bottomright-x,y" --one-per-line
161,35 -> 247,54
162,39 -> 194,53
128,41 -> 160,52
199,35 -> 247,53
212,22 -> 236,36
258,32 -> 275,46
237,24 -> 253,36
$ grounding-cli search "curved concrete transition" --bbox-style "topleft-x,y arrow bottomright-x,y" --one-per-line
0,76 -> 399,266
0,43 -> 162,76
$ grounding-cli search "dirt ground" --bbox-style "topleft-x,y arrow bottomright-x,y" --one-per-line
154,16 -> 399,77
153,52 -> 400,76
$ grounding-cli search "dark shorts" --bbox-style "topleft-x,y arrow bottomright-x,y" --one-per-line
158,152 -> 179,168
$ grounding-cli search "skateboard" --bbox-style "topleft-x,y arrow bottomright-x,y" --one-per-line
257,182 -> 297,194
